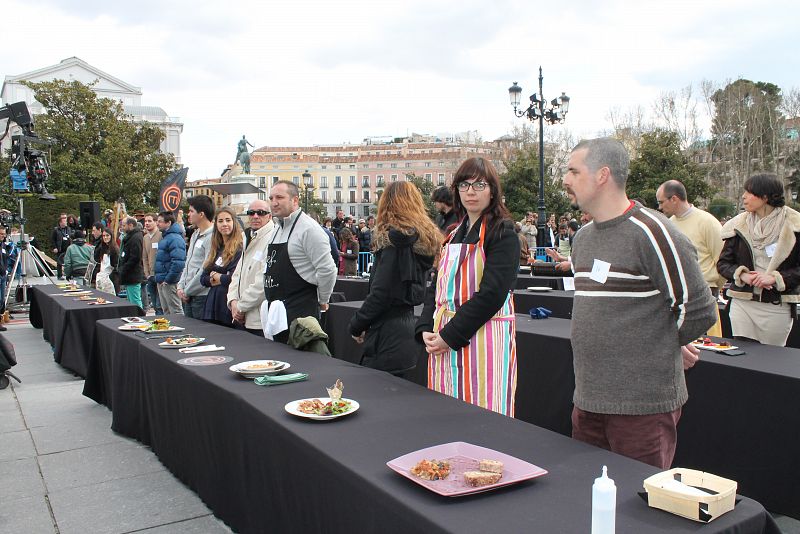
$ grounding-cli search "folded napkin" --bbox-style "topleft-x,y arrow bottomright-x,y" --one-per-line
179,345 -> 225,353
253,373 -> 309,386
529,307 -> 552,319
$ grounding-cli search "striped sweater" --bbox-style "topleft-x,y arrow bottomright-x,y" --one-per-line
570,202 -> 717,415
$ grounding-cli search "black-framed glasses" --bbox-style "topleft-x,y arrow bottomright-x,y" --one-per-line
457,180 -> 488,192
246,209 -> 270,216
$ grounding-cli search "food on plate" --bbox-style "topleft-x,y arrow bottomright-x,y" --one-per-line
326,378 -> 343,401
152,317 -> 171,330
165,337 -> 201,345
79,296 -> 95,301
297,398 -> 352,416
410,459 -> 452,481
693,337 -> 733,349
96,297 -> 107,304
463,470 -> 503,487
244,361 -> 280,370
478,459 -> 504,474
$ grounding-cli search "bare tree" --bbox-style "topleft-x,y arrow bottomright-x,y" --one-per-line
652,84 -> 704,150
602,105 -> 652,158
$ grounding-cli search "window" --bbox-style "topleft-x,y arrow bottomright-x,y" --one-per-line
349,206 -> 356,216
363,190 -> 370,203
349,164 -> 356,169
321,176 -> 328,188
259,177 -> 266,188
362,163 -> 369,169
273,165 -> 279,169
377,163 -> 383,169
425,173 -> 432,182
335,164 -> 342,170
321,190 -> 327,202
390,163 -> 397,168
258,192 -> 266,201
438,173 -> 445,185
362,176 -> 370,187
424,162 -> 432,167
405,162 -> 411,168
363,206 -> 370,217
335,191 -> 342,203
272,176 -> 279,185
321,165 -> 327,170
350,190 -> 356,203
376,175 -> 384,187
292,176 -> 300,185
335,176 -> 342,188
349,175 -> 356,187
391,174 -> 398,182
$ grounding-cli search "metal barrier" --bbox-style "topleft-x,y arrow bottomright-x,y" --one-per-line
357,252 -> 373,275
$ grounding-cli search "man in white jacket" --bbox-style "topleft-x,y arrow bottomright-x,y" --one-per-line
227,200 -> 275,335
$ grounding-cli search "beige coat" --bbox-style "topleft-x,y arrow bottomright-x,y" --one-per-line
226,220 -> 275,329
142,229 -> 162,278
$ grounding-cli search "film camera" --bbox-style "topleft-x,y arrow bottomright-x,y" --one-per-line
1,101 -> 55,200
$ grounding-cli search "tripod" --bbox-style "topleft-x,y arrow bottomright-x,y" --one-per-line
3,198 -> 56,315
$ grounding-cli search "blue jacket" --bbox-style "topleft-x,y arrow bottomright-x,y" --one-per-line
155,223 -> 186,284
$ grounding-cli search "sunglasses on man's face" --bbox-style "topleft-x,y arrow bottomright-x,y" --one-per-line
246,209 -> 270,216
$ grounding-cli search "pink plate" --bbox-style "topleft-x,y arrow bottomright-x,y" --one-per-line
386,441 -> 547,497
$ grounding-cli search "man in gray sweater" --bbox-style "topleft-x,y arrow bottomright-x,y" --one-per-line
563,137 -> 716,469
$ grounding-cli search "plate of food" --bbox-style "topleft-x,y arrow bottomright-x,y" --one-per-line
158,337 -> 205,348
61,290 -> 92,296
284,379 -> 358,421
118,322 -> 152,331
88,297 -> 113,305
387,441 -> 548,497
76,296 -> 97,301
526,286 -> 553,292
691,337 -> 738,352
229,360 -> 290,377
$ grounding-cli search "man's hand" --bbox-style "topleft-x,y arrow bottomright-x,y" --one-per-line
229,300 -> 245,323
177,288 -> 188,303
555,261 -> 572,272
320,303 -> 329,312
422,331 -> 451,356
352,331 -> 366,344
681,343 -> 701,370
545,248 -> 560,262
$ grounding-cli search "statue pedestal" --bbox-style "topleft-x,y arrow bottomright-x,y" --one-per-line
226,173 -> 262,212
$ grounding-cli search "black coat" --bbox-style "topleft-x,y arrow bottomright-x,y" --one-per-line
118,228 -> 144,285
51,225 -> 73,254
435,209 -> 459,234
200,246 -> 243,324
416,218 -> 520,350
349,229 -> 435,374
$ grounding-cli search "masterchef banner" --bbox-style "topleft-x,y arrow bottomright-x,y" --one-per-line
158,167 -> 189,214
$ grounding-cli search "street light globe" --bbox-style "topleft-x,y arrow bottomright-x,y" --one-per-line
508,82 -> 522,108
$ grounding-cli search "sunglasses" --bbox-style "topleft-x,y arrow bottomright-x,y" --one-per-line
457,180 -> 488,192
246,209 -> 270,216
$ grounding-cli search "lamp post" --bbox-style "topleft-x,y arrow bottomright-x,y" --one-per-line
302,170 -> 314,213
509,67 -> 570,247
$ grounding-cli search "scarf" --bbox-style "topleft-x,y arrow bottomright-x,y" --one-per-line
747,206 -> 786,251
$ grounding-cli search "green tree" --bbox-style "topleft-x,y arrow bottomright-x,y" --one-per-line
500,145 -> 571,221
627,129 -> 714,208
20,79 -> 175,209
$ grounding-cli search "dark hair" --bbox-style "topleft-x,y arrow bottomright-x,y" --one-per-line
744,173 -> 785,207
158,211 -> 176,225
431,186 -> 453,207
100,227 -> 119,253
568,221 -> 580,232
187,195 -> 215,221
451,157 -> 512,236
92,222 -> 103,231
661,180 -> 687,202
73,230 -> 85,239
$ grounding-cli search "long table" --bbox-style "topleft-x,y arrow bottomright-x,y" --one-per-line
28,285 -> 142,377
325,300 -> 800,518
83,317 -> 777,533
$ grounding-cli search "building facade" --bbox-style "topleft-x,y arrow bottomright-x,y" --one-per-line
1,57 -> 183,163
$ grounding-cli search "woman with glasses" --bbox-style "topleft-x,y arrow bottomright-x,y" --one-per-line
416,157 -> 520,416
349,181 -> 441,375
201,207 -> 244,326
718,173 -> 800,346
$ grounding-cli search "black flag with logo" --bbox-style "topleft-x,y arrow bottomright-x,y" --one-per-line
158,167 -> 188,214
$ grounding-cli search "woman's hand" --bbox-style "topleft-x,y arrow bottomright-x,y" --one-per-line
209,272 -> 221,287
750,272 -> 776,290
740,271 -> 756,286
351,332 -> 366,344
422,331 -> 451,355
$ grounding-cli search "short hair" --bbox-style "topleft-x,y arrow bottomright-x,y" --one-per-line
744,173 -> 785,207
144,212 -> 157,221
187,195 -> 215,221
660,180 -> 687,202
572,137 -> 630,188
92,222 -> 103,231
124,216 -> 137,226
568,221 -> 580,232
158,211 -> 176,225
273,180 -> 300,199
431,186 -> 453,206
73,230 -> 85,239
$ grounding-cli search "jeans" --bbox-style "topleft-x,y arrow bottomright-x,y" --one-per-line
0,274 -> 7,312
182,294 -> 208,319
146,277 -> 162,315
124,283 -> 143,309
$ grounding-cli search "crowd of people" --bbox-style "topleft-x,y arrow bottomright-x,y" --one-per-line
12,138 -> 799,471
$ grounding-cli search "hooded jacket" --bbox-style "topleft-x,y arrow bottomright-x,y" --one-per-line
718,207 -> 800,305
155,223 -> 187,285
63,239 -> 93,278
118,227 -> 144,285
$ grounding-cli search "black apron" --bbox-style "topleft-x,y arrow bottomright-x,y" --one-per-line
264,213 -> 319,341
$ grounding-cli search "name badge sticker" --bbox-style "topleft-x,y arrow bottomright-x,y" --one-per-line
215,256 -> 224,267
589,259 -> 611,284
152,242 -> 159,249
253,250 -> 264,262
765,243 -> 777,258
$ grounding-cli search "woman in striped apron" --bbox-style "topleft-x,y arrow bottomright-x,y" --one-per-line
417,157 -> 521,416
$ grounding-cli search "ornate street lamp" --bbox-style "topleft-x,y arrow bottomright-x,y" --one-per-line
509,67 -> 570,247
302,170 -> 314,213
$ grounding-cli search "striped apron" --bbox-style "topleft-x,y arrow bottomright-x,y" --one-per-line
429,220 -> 517,416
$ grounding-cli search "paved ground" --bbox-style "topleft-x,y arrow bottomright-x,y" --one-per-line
1,282 -> 798,533
0,320 -> 233,534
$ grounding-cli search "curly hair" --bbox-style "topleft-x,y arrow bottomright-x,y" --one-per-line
373,181 -> 442,255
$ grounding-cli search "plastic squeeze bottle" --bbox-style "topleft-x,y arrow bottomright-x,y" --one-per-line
591,465 -> 616,534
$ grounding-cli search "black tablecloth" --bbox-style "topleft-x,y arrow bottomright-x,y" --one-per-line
513,289 -> 574,318
515,274 -> 566,290
85,317 -> 777,534
333,277 -> 371,301
325,301 -> 800,518
28,285 -> 142,377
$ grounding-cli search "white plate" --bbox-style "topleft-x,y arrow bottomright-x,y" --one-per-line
229,360 -> 290,377
284,397 -> 360,421
118,323 -> 151,331
145,325 -> 186,332
526,286 -> 552,292
159,337 -> 205,349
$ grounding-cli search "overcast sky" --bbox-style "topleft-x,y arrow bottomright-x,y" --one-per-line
2,0 -> 798,180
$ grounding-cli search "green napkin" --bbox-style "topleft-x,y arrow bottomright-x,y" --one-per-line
253,373 -> 309,386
